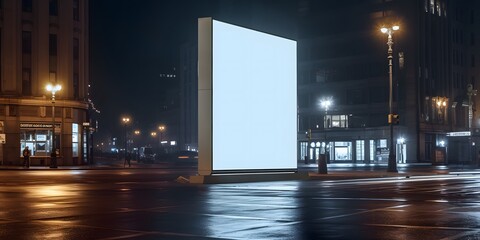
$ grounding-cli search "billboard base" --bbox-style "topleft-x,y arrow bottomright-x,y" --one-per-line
189,172 -> 308,184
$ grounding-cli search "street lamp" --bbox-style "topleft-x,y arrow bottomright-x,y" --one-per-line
158,125 -> 166,141
122,117 -> 130,167
134,130 -> 140,160
467,84 -> 477,165
320,98 -> 332,154
46,83 -> 61,168
158,125 -> 166,148
151,131 -> 157,140
318,98 -> 332,174
434,97 -> 448,123
381,25 -> 399,173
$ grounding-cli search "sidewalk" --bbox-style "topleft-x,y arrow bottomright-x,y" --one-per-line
304,162 -> 480,180
0,159 -> 173,171
2,160 -> 479,182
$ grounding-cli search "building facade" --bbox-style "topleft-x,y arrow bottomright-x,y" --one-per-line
297,0 -> 480,164
0,0 -> 91,166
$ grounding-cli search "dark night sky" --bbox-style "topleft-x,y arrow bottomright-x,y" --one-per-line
89,0 -> 297,140
90,0 -> 219,138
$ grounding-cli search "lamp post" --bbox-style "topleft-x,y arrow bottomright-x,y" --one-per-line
46,83 -> 61,168
434,97 -> 447,123
158,125 -> 166,154
134,130 -> 140,160
318,98 -> 332,174
467,84 -> 477,165
151,131 -> 157,146
158,125 -> 166,145
381,25 -> 399,173
122,117 -> 130,167
320,98 -> 332,157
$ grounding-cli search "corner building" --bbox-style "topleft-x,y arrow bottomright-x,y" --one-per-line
0,0 -> 90,165
297,0 -> 480,164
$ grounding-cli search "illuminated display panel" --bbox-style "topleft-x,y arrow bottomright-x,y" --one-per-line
211,20 -> 297,172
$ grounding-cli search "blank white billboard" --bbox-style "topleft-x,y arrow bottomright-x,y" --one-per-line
210,19 -> 297,172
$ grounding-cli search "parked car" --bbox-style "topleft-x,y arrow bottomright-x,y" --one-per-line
177,150 -> 198,160
139,147 -> 156,163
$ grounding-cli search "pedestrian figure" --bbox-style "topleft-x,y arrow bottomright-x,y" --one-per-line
124,152 -> 131,167
23,146 -> 31,168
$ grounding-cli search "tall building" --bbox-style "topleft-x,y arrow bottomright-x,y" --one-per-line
0,0 -> 91,165
297,0 -> 480,164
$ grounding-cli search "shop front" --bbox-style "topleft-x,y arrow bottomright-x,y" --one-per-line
20,122 -> 60,158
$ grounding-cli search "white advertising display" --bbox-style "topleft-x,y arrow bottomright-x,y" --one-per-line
210,20 -> 297,172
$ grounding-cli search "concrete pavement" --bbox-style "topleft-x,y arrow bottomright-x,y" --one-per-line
2,158 -> 480,183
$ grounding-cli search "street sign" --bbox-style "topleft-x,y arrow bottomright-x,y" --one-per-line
446,131 -> 471,137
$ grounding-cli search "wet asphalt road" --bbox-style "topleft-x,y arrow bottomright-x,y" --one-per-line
1,166 -> 480,239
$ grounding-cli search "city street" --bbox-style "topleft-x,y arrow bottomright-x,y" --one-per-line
1,165 -> 480,239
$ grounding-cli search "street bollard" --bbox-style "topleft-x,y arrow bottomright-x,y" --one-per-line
318,154 -> 328,174
304,155 -> 309,164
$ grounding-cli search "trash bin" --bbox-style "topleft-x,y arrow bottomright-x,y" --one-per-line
318,154 -> 328,174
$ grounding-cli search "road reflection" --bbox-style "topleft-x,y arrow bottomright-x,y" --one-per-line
27,185 -> 80,198
205,182 -> 301,239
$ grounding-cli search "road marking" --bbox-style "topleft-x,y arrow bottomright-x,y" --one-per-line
365,223 -> 480,231
319,204 -> 410,220
439,230 -> 480,240
322,175 -> 480,185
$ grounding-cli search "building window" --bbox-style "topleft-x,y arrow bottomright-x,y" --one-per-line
73,38 -> 79,60
356,140 -> 364,161
334,142 -> 352,161
73,0 -> 79,21
73,74 -> 79,100
49,35 -> 57,74
326,115 -> 349,128
49,34 -> 57,56
22,31 -> 32,54
49,0 -> 58,16
370,140 -> 375,161
22,69 -> 32,96
72,123 -> 79,157
22,31 -> 32,96
22,0 -> 32,12
20,130 -> 50,157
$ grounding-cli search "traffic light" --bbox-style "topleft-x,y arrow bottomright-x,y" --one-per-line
388,114 -> 400,124
306,129 -> 312,140
393,114 -> 399,124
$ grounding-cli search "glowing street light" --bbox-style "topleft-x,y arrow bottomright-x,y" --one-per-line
158,125 -> 166,147
380,25 -> 400,173
122,117 -> 130,167
318,98 -> 333,174
46,83 -> 61,168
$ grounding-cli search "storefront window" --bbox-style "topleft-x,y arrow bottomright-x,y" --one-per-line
333,142 -> 352,161
370,139 -> 388,162
356,140 -> 364,161
20,130 -> 50,156
72,123 -> 79,157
